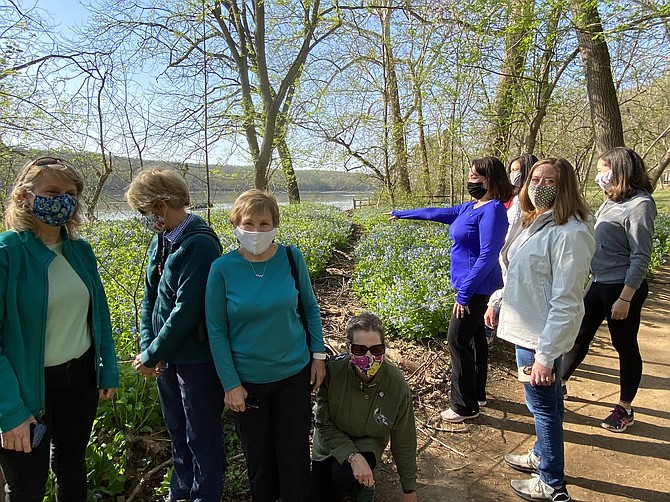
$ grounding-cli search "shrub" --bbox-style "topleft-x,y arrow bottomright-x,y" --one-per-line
351,220 -> 454,339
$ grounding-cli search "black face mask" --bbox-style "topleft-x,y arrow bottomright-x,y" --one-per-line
467,182 -> 488,200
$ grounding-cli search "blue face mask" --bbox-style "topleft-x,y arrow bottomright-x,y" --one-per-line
30,192 -> 77,227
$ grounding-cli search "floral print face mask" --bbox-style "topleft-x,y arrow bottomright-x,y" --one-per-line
141,213 -> 167,233
30,192 -> 77,227
350,353 -> 384,378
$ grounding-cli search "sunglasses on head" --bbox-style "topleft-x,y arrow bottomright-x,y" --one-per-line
33,157 -> 66,167
349,343 -> 385,357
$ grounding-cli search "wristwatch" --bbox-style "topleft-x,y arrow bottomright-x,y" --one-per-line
312,352 -> 327,360
347,452 -> 358,463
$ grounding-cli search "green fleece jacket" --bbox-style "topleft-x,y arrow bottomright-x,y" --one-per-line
140,215 -> 222,367
312,354 -> 418,492
0,229 -> 119,433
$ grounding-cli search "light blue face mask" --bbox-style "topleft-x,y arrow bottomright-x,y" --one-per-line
30,192 -> 77,227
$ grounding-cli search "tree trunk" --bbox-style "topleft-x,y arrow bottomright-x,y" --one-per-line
487,0 -> 534,157
570,0 -> 625,154
435,128 -> 449,197
86,154 -> 114,222
277,138 -> 300,203
381,6 -> 410,193
413,76 -> 431,194
648,149 -> 670,190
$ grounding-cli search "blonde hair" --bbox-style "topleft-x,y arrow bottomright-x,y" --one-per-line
229,189 -> 280,227
520,157 -> 590,227
125,168 -> 190,211
3,156 -> 85,238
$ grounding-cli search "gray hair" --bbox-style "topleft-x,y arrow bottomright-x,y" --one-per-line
345,311 -> 386,344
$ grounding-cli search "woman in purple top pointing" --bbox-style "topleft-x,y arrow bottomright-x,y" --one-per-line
390,157 -> 513,422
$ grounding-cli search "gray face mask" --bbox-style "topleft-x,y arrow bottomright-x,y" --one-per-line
528,184 -> 557,209
510,171 -> 523,187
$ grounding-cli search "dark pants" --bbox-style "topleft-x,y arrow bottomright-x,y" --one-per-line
157,361 -> 226,502
310,452 -> 377,502
448,294 -> 489,416
0,346 -> 99,502
561,280 -> 648,403
235,364 -> 311,502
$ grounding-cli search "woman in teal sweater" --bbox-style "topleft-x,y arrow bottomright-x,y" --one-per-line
206,189 -> 326,502
0,157 -> 119,502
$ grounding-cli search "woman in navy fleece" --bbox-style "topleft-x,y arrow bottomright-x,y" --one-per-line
391,157 -> 512,422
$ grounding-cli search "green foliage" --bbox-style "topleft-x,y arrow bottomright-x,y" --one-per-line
278,203 -> 352,277
351,220 -> 454,339
86,431 -> 127,499
650,212 -> 670,274
82,219 -> 150,358
222,417 -> 250,497
351,206 -> 391,232
99,365 -> 164,433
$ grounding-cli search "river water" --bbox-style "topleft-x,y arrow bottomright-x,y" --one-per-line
92,191 -> 374,220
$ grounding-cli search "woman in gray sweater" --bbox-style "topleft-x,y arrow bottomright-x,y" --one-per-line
561,147 -> 656,433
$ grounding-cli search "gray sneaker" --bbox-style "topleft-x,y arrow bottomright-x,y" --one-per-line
511,474 -> 571,501
505,450 -> 540,473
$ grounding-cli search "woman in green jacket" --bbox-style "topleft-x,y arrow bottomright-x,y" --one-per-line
0,157 -> 119,502
127,168 -> 225,502
311,312 -> 417,502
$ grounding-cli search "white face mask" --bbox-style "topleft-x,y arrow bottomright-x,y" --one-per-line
595,169 -> 613,190
234,226 -> 278,255
510,171 -> 523,187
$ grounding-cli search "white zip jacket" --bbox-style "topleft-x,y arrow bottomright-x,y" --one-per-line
497,211 -> 595,367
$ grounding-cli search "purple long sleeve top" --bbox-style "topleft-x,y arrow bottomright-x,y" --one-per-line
392,201 -> 508,305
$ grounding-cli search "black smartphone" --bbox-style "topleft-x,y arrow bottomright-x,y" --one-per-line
244,396 -> 260,410
30,422 -> 47,449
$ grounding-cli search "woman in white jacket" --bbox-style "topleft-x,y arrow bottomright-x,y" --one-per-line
485,158 -> 595,502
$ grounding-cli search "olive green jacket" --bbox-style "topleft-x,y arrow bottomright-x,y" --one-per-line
312,354 -> 417,492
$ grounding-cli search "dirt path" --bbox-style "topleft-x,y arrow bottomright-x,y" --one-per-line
369,268 -> 670,502
315,234 -> 670,502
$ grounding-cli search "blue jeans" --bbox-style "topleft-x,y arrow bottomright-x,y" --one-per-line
515,346 -> 565,488
157,361 -> 226,502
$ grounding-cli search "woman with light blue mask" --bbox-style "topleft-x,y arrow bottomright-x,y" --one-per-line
561,147 -> 656,433
0,157 -> 119,502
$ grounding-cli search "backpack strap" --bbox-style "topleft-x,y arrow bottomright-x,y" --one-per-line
286,245 -> 311,351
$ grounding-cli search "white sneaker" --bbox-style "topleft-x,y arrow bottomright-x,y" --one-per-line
510,474 -> 571,501
504,450 -> 540,473
440,408 -> 479,423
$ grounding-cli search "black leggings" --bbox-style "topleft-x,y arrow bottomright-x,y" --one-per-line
561,280 -> 648,403
310,452 -> 377,502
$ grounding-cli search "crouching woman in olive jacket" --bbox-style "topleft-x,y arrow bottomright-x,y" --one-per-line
311,312 -> 418,502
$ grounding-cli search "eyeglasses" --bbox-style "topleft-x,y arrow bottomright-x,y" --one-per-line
349,343 -> 385,356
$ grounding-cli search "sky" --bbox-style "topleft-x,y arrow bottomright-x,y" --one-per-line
40,0 -> 90,30
28,0 -> 250,166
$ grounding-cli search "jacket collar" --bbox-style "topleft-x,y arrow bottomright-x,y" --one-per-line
17,228 -> 72,261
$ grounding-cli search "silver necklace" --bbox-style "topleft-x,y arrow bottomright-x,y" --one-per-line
246,258 -> 269,278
